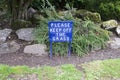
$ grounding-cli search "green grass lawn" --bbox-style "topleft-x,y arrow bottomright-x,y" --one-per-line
0,64 -> 82,80
82,59 -> 120,80
0,59 -> 120,80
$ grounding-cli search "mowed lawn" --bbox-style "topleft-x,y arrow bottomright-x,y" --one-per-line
0,59 -> 120,80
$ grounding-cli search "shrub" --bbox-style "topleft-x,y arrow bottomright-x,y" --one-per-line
72,20 -> 109,56
75,9 -> 101,23
0,0 -> 6,9
34,0 -> 109,56
99,2 -> 115,20
77,0 -> 120,21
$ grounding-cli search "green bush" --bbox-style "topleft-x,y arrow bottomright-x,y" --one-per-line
76,0 -> 120,20
31,0 -> 120,20
99,1 -> 120,20
72,20 -> 109,56
34,1 -> 109,56
0,0 -> 6,9
31,0 -> 67,10
99,2 -> 115,20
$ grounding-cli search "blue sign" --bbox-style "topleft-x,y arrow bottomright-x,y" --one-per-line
48,21 -> 73,42
48,21 -> 73,59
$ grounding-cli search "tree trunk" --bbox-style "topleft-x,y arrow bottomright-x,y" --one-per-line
9,0 -> 33,28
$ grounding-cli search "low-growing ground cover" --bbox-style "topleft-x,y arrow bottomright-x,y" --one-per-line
0,59 -> 120,80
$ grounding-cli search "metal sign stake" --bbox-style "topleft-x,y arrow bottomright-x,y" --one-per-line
68,42 -> 71,57
50,42 -> 52,59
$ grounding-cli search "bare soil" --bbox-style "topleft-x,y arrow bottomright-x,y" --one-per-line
0,40 -> 120,67
0,21 -> 120,67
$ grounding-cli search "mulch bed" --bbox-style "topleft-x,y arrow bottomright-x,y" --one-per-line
0,43 -> 120,67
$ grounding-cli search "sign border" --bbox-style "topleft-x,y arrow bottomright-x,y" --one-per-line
48,20 -> 73,59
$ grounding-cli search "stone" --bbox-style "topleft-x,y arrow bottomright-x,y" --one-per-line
93,46 -> 101,51
0,9 -> 6,16
0,41 -> 20,54
107,38 -> 120,49
102,20 -> 118,30
24,44 -> 48,56
27,7 -> 37,19
116,25 -> 120,36
0,28 -> 12,43
75,9 -> 101,23
16,28 -> 35,41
